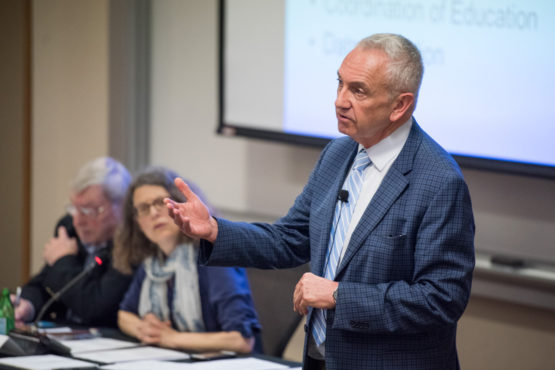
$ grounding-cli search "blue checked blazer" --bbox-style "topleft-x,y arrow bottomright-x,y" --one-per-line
200,120 -> 475,370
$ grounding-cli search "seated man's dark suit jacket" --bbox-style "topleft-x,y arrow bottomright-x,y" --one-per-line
200,121 -> 475,370
21,215 -> 132,327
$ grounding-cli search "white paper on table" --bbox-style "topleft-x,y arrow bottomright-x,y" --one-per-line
0,334 -> 9,346
74,345 -> 190,364
0,354 -> 95,369
38,326 -> 72,334
101,357 -> 291,370
187,357 -> 290,369
101,359 -> 189,370
61,337 -> 140,354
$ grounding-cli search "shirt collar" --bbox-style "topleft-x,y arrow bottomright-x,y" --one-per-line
359,118 -> 413,172
83,242 -> 107,255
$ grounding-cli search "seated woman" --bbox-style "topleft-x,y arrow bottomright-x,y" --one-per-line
113,167 -> 260,354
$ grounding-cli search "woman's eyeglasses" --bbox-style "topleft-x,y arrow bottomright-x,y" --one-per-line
134,197 -> 167,218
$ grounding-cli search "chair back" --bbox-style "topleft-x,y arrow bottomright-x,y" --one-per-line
246,264 -> 309,357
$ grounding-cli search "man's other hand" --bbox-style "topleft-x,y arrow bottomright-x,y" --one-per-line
293,272 -> 339,315
43,226 -> 78,266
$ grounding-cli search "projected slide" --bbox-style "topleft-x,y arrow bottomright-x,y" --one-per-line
223,0 -> 555,169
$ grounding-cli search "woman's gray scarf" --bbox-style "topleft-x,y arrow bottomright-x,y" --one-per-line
138,243 -> 205,332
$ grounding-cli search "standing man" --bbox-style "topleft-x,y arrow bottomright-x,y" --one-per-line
14,157 -> 132,327
166,33 -> 475,370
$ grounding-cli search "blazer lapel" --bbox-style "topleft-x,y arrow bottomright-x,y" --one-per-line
335,121 -> 423,278
314,141 -> 358,276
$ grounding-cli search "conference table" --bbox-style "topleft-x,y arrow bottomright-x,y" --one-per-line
0,325 -> 302,369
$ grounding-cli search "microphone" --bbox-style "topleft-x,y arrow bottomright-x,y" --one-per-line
338,189 -> 349,203
32,256 -> 103,329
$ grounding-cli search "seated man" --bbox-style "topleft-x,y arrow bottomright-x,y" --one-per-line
13,157 -> 132,327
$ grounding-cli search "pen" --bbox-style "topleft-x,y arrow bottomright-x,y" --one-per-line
14,286 -> 21,307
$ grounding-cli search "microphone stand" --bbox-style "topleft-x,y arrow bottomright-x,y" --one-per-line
32,259 -> 98,331
7,258 -> 102,356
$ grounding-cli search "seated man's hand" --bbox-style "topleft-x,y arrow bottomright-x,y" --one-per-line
10,295 -> 35,324
43,226 -> 78,266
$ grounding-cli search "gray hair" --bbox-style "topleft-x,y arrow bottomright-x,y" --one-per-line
357,33 -> 424,102
70,157 -> 131,204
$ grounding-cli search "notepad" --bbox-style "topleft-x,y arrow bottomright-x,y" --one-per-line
101,360 -> 186,369
60,337 -> 140,354
0,354 -> 95,369
185,357 -> 290,369
100,357 -> 290,369
74,345 -> 190,364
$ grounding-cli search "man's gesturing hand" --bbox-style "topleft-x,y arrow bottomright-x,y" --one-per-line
293,272 -> 339,315
165,178 -> 219,243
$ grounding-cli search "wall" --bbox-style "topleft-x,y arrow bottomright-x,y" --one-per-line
31,0 -> 111,273
458,296 -> 555,370
150,1 -> 555,368
0,0 -> 29,288
466,168 -> 555,264
150,0 -> 316,218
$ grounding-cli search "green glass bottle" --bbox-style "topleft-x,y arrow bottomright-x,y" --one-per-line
0,288 -> 15,335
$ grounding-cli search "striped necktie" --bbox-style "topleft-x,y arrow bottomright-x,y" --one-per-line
311,148 -> 372,346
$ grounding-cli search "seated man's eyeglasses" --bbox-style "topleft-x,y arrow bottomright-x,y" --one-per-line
66,204 -> 107,218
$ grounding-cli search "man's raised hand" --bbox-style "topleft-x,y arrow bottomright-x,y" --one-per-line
165,178 -> 219,243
